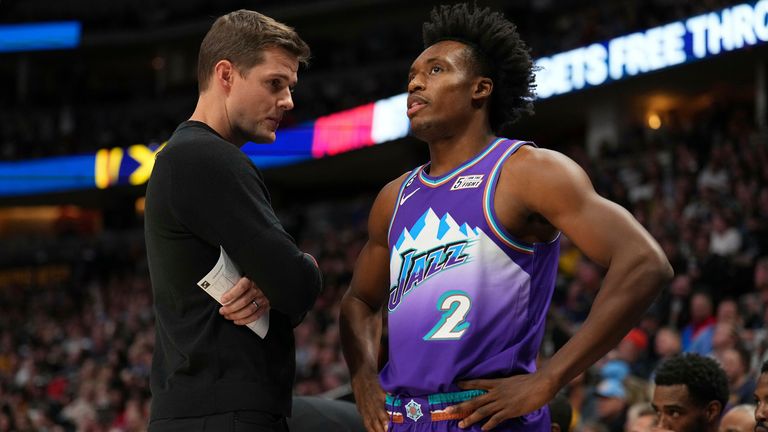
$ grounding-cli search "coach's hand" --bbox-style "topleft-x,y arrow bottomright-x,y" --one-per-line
351,373 -> 389,432
445,372 -> 557,431
219,277 -> 270,325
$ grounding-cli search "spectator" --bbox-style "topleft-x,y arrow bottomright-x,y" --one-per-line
624,403 -> 656,432
682,292 -> 716,353
719,347 -> 756,408
651,354 -> 728,432
718,404 -> 756,432
595,379 -> 629,432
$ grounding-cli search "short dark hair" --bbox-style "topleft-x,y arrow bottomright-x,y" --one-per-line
422,2 -> 536,134
762,359 -> 768,374
654,353 -> 728,409
197,9 -> 310,92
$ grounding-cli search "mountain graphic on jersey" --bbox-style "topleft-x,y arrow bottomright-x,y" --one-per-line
389,208 -> 484,311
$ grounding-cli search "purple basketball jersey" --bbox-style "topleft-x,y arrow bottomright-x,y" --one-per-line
382,138 -> 560,430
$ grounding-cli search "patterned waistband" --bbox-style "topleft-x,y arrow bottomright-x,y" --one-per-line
385,390 -> 486,424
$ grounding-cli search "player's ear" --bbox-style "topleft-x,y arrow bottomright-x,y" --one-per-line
214,59 -> 236,92
473,77 -> 493,99
471,77 -> 493,107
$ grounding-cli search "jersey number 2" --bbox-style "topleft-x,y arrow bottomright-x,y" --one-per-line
423,290 -> 471,340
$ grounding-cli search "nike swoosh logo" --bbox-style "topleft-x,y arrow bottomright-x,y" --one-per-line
400,188 -> 420,206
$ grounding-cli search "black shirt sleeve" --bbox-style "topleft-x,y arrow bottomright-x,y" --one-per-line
165,134 -> 322,324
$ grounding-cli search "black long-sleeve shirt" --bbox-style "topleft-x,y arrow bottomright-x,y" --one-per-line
144,121 -> 322,421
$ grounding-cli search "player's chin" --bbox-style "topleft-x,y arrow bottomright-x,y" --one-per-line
408,116 -> 424,130
249,129 -> 277,144
409,120 -> 441,142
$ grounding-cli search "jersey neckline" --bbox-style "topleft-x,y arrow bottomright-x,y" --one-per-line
418,137 -> 508,187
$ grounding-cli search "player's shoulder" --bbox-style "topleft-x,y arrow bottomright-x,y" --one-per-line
161,121 -> 245,166
501,143 -> 593,202
507,143 -> 565,164
503,144 -> 580,178
372,171 -> 410,211
368,170 -> 416,228
380,170 -> 413,200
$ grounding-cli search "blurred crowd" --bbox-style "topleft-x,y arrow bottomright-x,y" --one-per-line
0,0 -> 748,160
548,102 -> 768,431
0,97 -> 765,431
1,1 -> 767,431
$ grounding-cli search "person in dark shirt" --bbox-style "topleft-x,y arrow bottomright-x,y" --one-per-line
144,9 -> 322,432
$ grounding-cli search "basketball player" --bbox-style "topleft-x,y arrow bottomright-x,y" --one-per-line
339,3 -> 672,431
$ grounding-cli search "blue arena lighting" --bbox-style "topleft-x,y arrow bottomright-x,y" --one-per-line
0,155 -> 95,196
1,2 -> 766,197
0,21 -> 81,53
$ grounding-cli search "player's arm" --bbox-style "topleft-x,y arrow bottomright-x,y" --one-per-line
340,174 -> 406,432
450,147 -> 673,430
522,148 -> 672,390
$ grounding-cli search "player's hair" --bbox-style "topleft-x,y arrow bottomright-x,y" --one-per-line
654,353 -> 728,409
762,359 -> 768,374
422,2 -> 535,134
197,9 -> 310,92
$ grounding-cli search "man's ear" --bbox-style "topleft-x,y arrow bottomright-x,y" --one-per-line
213,59 -> 236,92
472,77 -> 493,101
705,400 -> 722,423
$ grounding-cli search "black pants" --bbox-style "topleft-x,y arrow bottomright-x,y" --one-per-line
148,410 -> 288,432
287,397 -> 365,432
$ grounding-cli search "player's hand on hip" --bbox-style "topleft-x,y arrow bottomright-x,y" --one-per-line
351,374 -> 389,432
219,277 -> 270,325
445,372 -> 557,431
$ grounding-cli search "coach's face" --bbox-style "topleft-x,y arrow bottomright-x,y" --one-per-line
226,46 -> 298,144
652,384 -> 719,432
406,40 -> 491,142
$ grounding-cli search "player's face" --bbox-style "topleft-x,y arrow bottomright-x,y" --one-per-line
406,40 -> 481,142
227,46 -> 298,144
652,384 -> 715,432
756,373 -> 768,432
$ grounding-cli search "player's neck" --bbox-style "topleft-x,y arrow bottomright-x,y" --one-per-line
426,129 -> 496,178
189,93 -> 239,145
